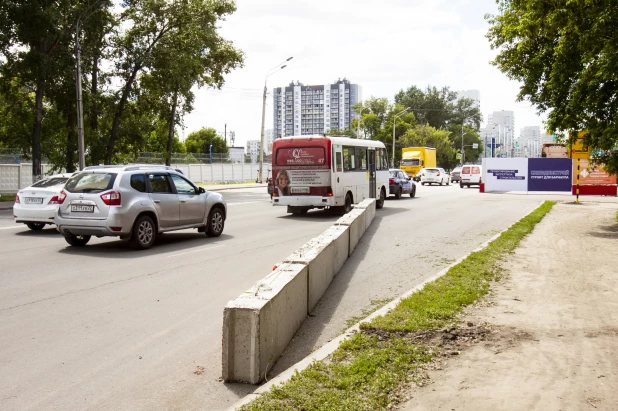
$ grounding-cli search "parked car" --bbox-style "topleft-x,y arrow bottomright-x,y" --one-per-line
450,167 -> 462,183
420,168 -> 450,186
459,165 -> 483,188
389,169 -> 416,198
14,173 -> 73,230
54,165 -> 227,249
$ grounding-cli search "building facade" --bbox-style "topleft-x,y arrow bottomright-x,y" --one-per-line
272,78 -> 361,138
456,89 -> 481,109
246,140 -> 261,163
480,110 -> 516,157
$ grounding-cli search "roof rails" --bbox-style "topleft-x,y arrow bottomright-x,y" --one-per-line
83,164 -> 175,171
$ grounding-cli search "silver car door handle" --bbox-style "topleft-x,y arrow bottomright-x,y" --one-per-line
154,200 -> 160,203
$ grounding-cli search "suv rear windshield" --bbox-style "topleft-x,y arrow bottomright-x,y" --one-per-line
32,177 -> 69,188
65,173 -> 116,193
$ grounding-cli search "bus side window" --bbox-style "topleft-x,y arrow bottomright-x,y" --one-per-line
376,149 -> 381,170
356,147 -> 367,170
381,148 -> 389,169
336,152 -> 343,172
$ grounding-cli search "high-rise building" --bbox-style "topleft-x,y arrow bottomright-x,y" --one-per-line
273,78 -> 361,138
520,126 -> 542,158
456,90 -> 481,109
480,110 -> 516,157
246,140 -> 261,162
265,129 -> 274,154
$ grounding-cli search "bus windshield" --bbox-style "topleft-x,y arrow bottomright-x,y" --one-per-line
275,147 -> 326,167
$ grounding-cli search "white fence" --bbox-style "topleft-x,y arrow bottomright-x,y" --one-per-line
0,163 -> 272,193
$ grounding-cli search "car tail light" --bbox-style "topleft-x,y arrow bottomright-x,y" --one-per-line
58,190 -> 67,204
101,191 -> 121,206
327,187 -> 333,197
49,195 -> 59,205
422,173 -> 425,176
436,172 -> 440,176
15,194 -> 20,203
389,178 -> 395,184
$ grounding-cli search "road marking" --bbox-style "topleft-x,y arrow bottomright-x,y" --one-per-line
167,244 -> 224,258
226,201 -> 264,206
0,225 -> 22,230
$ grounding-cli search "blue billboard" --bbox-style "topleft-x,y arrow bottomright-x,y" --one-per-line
527,158 -> 572,191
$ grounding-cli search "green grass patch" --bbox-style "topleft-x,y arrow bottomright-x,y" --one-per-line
239,201 -> 556,411
0,194 -> 15,202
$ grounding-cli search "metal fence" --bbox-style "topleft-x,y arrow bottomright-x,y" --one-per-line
137,152 -> 272,164
0,149 -> 22,164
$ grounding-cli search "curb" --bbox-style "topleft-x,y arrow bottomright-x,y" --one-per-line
227,200 -> 547,410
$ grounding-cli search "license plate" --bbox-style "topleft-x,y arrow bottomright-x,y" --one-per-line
25,197 -> 43,204
71,205 -> 94,213
290,187 -> 310,194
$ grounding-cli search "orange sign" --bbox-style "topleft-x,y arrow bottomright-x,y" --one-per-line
572,159 -> 617,185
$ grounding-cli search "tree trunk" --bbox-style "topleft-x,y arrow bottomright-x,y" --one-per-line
66,102 -> 76,172
166,87 -> 179,166
105,66 -> 140,164
90,53 -> 99,131
32,63 -> 44,181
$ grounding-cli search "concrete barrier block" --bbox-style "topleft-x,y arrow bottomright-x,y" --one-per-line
355,198 -> 376,230
222,263 -> 308,384
321,225 -> 350,275
283,226 -> 348,312
334,208 -> 365,256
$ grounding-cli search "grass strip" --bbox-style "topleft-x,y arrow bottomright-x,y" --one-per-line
0,194 -> 15,202
239,200 -> 556,411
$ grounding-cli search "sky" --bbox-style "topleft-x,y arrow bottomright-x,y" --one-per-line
182,0 -> 547,148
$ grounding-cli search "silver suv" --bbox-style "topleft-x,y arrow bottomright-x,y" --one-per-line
55,165 -> 227,249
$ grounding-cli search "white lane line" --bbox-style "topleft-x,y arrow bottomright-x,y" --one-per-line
167,244 -> 224,258
226,201 -> 263,206
0,225 -> 22,230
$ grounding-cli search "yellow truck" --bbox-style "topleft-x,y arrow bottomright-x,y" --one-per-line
400,147 -> 436,181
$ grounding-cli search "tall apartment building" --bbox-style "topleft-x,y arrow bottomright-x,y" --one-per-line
273,78 -> 361,138
520,126 -> 542,158
456,89 -> 481,109
480,110 -> 516,157
264,129 -> 274,154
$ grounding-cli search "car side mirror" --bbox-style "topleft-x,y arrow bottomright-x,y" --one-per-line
199,187 -> 205,194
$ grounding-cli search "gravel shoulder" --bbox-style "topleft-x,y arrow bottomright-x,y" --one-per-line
399,201 -> 618,411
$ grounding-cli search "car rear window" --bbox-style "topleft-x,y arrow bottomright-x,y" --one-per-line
472,167 -> 481,174
65,173 -> 116,193
461,166 -> 470,174
130,174 -> 147,192
426,168 -> 439,172
31,177 -> 69,188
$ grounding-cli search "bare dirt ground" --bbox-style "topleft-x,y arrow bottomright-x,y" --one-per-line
399,201 -> 618,411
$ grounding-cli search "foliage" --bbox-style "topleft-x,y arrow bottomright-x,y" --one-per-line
185,127 -> 227,154
400,125 -> 456,169
486,0 -> 618,174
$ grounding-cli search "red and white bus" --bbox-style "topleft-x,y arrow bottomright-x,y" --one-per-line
271,135 -> 390,214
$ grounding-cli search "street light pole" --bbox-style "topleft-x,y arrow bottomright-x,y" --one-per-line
392,107 -> 411,167
259,56 -> 293,183
75,0 -> 107,171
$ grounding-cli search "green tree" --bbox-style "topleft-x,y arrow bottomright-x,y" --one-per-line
185,128 -> 227,155
486,0 -> 618,173
395,85 -> 458,129
104,0 -> 242,165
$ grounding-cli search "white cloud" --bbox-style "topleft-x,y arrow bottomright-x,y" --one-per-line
183,0 -> 547,147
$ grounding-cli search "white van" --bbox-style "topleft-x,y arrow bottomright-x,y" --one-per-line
459,165 -> 483,188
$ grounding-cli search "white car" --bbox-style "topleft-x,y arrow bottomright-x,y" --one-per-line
420,167 -> 450,186
14,173 -> 73,230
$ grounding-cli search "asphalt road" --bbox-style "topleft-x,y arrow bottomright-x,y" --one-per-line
0,185 -> 570,410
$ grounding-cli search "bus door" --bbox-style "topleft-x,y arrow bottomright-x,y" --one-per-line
333,144 -> 345,205
368,148 -> 376,198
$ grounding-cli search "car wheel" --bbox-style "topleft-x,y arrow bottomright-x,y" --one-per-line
421,182 -> 425,186
460,182 -> 464,188
410,186 -> 416,198
129,215 -> 156,249
64,234 -> 91,247
26,222 -> 45,231
206,207 -> 225,237
467,184 -> 471,188
376,187 -> 385,209
395,186 -> 402,199
446,179 -> 450,186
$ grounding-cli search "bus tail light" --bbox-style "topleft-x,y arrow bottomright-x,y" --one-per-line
327,187 -> 333,197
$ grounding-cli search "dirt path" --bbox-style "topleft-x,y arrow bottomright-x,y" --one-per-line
399,201 -> 618,411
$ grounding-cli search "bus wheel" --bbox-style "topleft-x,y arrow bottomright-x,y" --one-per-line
343,193 -> 353,214
376,188 -> 385,209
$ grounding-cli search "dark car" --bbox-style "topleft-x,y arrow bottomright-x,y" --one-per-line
450,167 -> 462,183
267,178 -> 274,198
389,169 -> 416,199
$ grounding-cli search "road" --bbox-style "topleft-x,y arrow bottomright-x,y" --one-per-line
0,185 -> 568,410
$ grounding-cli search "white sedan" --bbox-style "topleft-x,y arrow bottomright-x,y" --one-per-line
420,168 -> 450,186
14,173 -> 73,230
